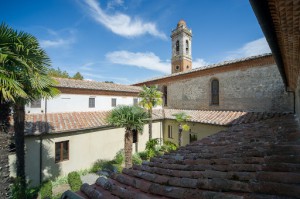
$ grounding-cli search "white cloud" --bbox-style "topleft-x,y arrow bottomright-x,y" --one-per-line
81,0 -> 167,39
39,29 -> 75,49
107,0 -> 124,9
82,72 -> 131,83
106,50 -> 170,73
193,58 -> 210,68
226,37 -> 271,60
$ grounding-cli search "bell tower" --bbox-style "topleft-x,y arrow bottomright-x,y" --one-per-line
171,20 -> 192,74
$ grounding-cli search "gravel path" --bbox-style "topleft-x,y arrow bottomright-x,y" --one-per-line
81,173 -> 99,185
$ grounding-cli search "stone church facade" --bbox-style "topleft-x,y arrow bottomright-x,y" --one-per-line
134,20 -> 293,113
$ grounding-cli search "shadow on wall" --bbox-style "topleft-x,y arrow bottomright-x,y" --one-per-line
10,121 -> 62,187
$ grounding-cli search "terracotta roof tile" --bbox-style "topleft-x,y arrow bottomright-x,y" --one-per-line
24,109 -> 288,135
164,109 -> 288,126
71,114 -> 299,199
54,77 -> 142,93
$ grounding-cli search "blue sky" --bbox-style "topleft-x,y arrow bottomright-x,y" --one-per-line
1,0 -> 270,84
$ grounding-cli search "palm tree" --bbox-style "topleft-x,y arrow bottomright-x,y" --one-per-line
0,23 -> 59,196
138,85 -> 162,140
173,112 -> 191,147
107,106 -> 148,168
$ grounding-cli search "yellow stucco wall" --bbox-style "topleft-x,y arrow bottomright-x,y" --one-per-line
163,120 -> 227,146
9,121 -> 163,186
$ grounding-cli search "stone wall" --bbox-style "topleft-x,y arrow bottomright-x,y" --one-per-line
165,64 -> 293,112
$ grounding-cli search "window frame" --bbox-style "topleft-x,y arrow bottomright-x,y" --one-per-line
167,125 -> 173,138
111,98 -> 117,107
133,98 -> 138,106
211,79 -> 219,105
30,99 -> 41,108
55,141 -> 69,163
89,97 -> 95,108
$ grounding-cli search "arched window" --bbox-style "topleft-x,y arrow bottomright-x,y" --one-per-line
211,79 -> 219,105
186,40 -> 189,54
176,40 -> 179,53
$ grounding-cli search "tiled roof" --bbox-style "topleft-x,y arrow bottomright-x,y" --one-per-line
25,111 -> 110,135
133,53 -> 272,85
24,109 -> 288,135
73,114 -> 300,198
164,109 -> 288,126
54,78 -> 142,93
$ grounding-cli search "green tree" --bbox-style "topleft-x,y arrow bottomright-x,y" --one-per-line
107,106 -> 148,168
47,67 -> 70,78
72,72 -> 83,80
173,112 -> 191,147
0,23 -> 59,196
138,85 -> 162,140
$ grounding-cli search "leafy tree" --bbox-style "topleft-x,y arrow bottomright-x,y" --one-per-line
0,23 -> 59,195
107,106 -> 148,168
48,67 -> 70,78
72,72 -> 83,80
173,112 -> 191,147
138,85 -> 162,140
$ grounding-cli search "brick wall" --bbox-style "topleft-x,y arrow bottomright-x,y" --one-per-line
165,64 -> 293,112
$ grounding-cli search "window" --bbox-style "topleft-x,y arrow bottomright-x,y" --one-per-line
133,130 -> 138,143
186,40 -> 189,54
163,86 -> 168,106
168,125 -> 173,138
31,99 -> 41,108
55,141 -> 69,163
211,79 -> 219,105
133,98 -> 138,106
89,98 -> 95,108
175,65 -> 180,71
112,98 -> 117,107
176,40 -> 179,53
190,134 -> 197,143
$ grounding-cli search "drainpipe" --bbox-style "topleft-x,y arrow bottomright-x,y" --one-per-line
287,90 -> 296,114
39,98 -> 47,184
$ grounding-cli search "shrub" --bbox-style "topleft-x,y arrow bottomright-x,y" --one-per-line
161,141 -> 177,153
145,138 -> 160,151
138,151 -> 148,160
10,178 -> 39,199
132,153 -> 142,165
90,159 -> 109,173
67,171 -> 82,192
114,149 -> 124,165
40,180 -> 52,199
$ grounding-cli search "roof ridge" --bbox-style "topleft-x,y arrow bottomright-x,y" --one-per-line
132,53 -> 273,85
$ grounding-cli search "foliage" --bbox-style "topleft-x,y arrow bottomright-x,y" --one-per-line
47,67 -> 84,80
137,151 -> 148,160
173,112 -> 191,146
90,159 -> 115,173
144,138 -> 161,159
132,153 -> 142,165
145,138 -> 160,151
138,85 -> 163,140
67,171 -> 83,192
72,72 -> 83,80
40,180 -> 52,199
160,141 -> 178,153
114,149 -> 124,165
138,85 -> 163,110
107,105 -> 148,168
107,106 -> 148,132
47,67 -> 70,78
173,112 -> 191,125
1,22 -> 60,195
51,175 -> 68,188
10,179 -> 39,199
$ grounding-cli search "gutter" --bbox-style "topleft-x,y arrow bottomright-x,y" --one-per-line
249,0 -> 289,90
